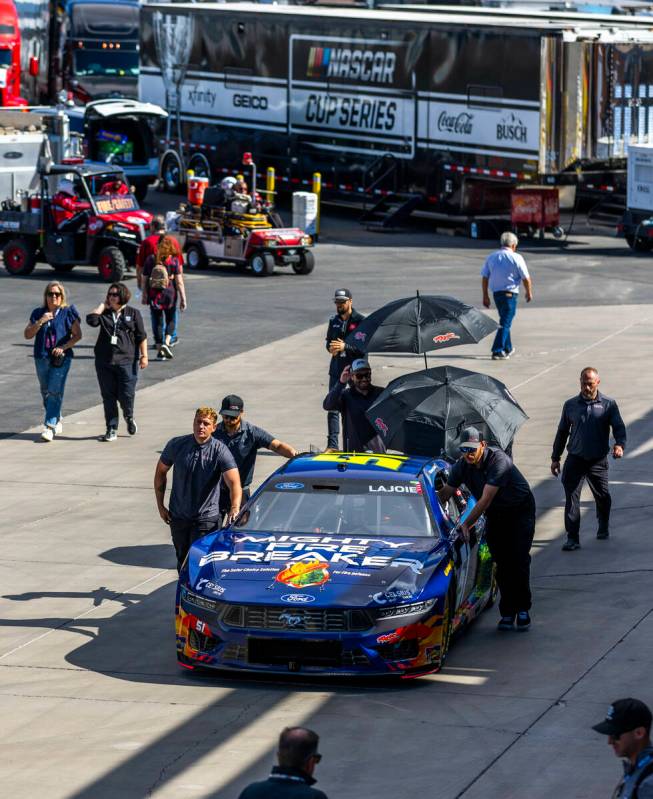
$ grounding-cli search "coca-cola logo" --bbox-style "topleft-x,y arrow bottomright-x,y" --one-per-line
496,112 -> 528,143
438,111 -> 473,136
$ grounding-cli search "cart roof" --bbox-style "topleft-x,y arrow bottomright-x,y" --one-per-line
45,163 -> 125,177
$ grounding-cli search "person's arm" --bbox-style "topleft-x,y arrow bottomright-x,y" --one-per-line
175,269 -> 187,311
551,404 -> 571,475
343,312 -> 366,355
222,467 -> 242,522
437,484 -> 456,505
24,310 -> 52,340
134,310 -> 148,370
323,369 -> 349,411
52,320 -> 82,357
609,400 -> 626,458
154,459 -> 172,523
86,302 -> 106,326
481,276 -> 491,309
269,439 -> 298,458
522,276 -> 533,302
461,484 -> 499,537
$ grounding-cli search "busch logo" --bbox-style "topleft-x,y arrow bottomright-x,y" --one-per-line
438,111 -> 473,136
433,332 -> 460,344
374,417 -> 389,436
496,112 -> 528,143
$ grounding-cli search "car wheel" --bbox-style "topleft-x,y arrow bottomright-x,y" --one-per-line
3,238 -> 36,275
249,251 -> 275,277
185,243 -> 208,270
97,246 -> 126,282
189,154 -> 211,181
292,250 -> 315,275
161,153 -> 183,194
625,234 -> 653,252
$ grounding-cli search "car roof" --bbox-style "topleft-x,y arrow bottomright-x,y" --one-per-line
277,452 -> 446,481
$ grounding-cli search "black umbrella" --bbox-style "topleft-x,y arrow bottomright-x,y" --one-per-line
365,366 -> 528,459
344,293 -> 497,367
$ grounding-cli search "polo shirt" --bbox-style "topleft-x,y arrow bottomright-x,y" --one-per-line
160,434 -> 237,521
447,446 -> 532,510
86,305 -> 147,366
552,391 -> 627,461
213,420 -> 274,489
480,247 -> 530,293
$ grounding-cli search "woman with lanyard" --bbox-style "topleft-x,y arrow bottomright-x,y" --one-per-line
24,281 -> 82,442
87,282 -> 148,442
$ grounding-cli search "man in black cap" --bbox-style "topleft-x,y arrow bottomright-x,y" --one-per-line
592,698 -> 653,798
322,359 -> 385,454
214,394 -> 298,518
437,426 -> 536,632
324,288 -> 365,451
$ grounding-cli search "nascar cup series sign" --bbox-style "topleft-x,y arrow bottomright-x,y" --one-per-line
289,35 -> 416,158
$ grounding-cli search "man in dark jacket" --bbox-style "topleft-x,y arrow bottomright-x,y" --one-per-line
323,358 -> 385,453
325,288 -> 365,450
551,367 -> 627,550
239,727 -> 328,799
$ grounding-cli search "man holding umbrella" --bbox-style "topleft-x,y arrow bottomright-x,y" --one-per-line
437,426 -> 536,632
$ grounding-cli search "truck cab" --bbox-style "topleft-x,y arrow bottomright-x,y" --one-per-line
0,0 -> 25,106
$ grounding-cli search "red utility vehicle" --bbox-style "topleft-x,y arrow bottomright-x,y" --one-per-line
0,0 -> 26,106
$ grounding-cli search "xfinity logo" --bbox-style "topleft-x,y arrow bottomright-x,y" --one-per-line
307,46 -> 396,84
438,111 -> 474,135
281,593 -> 316,604
496,112 -> 528,143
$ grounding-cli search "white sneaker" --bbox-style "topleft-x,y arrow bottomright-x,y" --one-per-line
54,419 -> 63,435
41,426 -> 54,442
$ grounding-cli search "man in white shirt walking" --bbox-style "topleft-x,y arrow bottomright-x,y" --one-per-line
481,232 -> 533,360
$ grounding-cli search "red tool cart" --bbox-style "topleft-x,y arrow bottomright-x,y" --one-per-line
511,186 -> 564,239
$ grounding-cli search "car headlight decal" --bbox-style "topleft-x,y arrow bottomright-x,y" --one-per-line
376,597 -> 437,619
181,586 -> 220,613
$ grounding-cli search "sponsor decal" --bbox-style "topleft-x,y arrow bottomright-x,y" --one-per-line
307,46 -> 396,84
275,482 -> 305,490
348,322 -> 357,331
371,589 -> 414,605
276,559 -> 330,589
377,632 -> 401,644
496,112 -> 528,143
432,332 -> 460,344
368,484 -> 419,494
0,219 -> 19,230
279,610 -> 306,628
374,417 -> 389,436
304,94 -> 397,132
233,94 -> 268,110
281,593 -> 315,604
95,196 -> 138,214
354,331 -> 367,341
312,452 -> 408,471
194,618 -> 209,635
196,579 -> 225,595
438,110 -> 474,135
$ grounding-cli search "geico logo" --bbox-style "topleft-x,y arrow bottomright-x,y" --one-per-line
233,94 -> 268,110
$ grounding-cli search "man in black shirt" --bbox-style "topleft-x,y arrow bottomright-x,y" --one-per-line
325,288 -> 365,450
551,367 -> 627,550
323,359 -> 385,454
438,426 -> 536,632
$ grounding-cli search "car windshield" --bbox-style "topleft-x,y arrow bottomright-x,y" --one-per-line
84,175 -> 139,211
73,50 -> 138,77
0,50 -> 13,66
234,478 -> 436,538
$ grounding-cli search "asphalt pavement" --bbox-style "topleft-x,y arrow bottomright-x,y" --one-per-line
1,196 -> 653,798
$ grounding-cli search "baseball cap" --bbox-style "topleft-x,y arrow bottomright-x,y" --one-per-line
351,358 -> 370,373
334,288 -> 352,303
220,394 -> 244,418
592,699 -> 652,736
459,426 -> 482,452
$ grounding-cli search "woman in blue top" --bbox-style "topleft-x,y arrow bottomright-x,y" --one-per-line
24,281 -> 82,442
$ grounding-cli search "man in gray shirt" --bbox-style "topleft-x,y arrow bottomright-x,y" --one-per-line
154,406 -> 242,571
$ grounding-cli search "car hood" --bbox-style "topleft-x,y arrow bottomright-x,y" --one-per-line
185,530 -> 451,607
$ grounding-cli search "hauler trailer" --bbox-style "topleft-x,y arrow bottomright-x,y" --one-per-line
140,2 -> 653,224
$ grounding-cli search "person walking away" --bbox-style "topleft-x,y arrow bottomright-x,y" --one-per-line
24,281 -> 82,442
239,727 -> 328,799
136,215 -> 165,291
145,265 -> 177,361
325,288 -> 365,450
87,283 -> 148,442
551,366 -> 626,551
323,359 -> 385,454
438,426 -> 536,632
592,699 -> 653,798
213,394 -> 298,519
481,231 -> 533,360
142,235 -> 186,353
154,407 -> 242,572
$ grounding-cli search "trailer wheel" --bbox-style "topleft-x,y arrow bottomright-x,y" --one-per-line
249,252 -> 274,277
161,153 -> 183,194
189,154 -> 211,181
97,246 -> 126,283
186,243 -> 208,270
3,238 -> 36,276
625,234 -> 653,253
292,250 -> 315,275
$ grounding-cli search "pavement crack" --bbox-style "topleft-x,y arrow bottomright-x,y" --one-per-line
534,567 -> 653,579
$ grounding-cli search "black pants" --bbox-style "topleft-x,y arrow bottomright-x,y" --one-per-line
561,454 -> 611,540
151,306 -> 177,345
327,373 -> 340,449
170,516 -> 222,572
485,493 -> 536,617
95,361 -> 138,428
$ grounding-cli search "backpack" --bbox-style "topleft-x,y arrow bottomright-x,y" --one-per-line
149,264 -> 169,290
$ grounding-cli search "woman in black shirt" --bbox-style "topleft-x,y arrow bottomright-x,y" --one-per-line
87,282 -> 148,442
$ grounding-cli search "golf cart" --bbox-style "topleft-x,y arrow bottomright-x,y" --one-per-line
0,162 -> 152,281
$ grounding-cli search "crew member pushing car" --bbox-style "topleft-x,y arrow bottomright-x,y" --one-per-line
213,394 -> 298,519
438,426 -> 536,632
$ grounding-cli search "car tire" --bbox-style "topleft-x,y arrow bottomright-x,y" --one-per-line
185,243 -> 208,270
189,154 -> 211,181
249,251 -> 275,277
161,152 -> 183,194
3,238 -> 36,276
625,234 -> 653,252
292,250 -> 315,275
97,246 -> 126,283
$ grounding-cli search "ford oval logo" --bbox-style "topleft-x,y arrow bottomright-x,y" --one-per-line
3,151 -> 23,160
281,593 -> 315,604
275,482 -> 304,490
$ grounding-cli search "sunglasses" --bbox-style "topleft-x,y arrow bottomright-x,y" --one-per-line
353,372 -> 371,379
107,292 -> 121,297
47,291 -> 62,297
460,446 -> 479,454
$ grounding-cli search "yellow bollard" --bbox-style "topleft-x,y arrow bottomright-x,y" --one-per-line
267,166 -> 275,204
312,171 -> 321,242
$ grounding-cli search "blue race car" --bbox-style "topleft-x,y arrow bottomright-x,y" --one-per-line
176,451 -> 496,678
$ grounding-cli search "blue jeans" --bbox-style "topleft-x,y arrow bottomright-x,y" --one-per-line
491,292 -> 518,354
150,305 -> 178,345
35,356 -> 72,428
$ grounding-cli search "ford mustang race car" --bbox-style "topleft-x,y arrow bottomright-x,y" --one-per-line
176,452 -> 496,678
